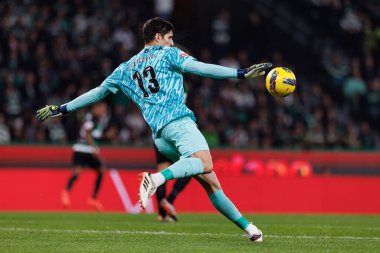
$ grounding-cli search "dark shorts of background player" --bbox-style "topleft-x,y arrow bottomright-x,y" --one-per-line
154,144 -> 173,164
73,151 -> 102,169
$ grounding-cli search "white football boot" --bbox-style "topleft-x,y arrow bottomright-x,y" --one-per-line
138,172 -> 157,209
247,224 -> 263,242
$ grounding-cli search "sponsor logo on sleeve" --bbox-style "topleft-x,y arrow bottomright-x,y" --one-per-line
180,51 -> 188,57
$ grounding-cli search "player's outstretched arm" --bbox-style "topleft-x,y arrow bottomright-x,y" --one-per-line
36,86 -> 111,122
182,60 -> 272,79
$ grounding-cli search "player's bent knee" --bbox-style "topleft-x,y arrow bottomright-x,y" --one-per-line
202,161 -> 214,174
192,151 -> 214,173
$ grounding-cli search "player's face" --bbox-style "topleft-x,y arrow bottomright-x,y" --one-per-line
158,31 -> 174,47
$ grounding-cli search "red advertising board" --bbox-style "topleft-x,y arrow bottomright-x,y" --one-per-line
1,168 -> 380,214
1,146 -> 379,213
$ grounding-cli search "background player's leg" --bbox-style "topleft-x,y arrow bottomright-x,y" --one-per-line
66,167 -> 81,191
88,156 -> 105,211
68,152 -> 84,192
156,160 -> 171,220
194,170 -> 262,241
92,169 -> 104,199
156,183 -> 167,219
62,166 -> 81,208
161,177 -> 191,221
166,177 -> 191,204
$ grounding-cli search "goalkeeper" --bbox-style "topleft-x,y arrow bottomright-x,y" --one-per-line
37,17 -> 271,242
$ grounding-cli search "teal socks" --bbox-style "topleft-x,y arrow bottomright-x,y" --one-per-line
160,157 -> 204,181
209,189 -> 250,230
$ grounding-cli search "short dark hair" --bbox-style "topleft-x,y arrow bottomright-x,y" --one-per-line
143,17 -> 174,44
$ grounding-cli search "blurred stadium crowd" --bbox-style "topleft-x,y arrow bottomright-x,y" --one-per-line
0,0 -> 379,150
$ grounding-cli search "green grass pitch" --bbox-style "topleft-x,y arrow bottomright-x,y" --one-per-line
1,212 -> 379,253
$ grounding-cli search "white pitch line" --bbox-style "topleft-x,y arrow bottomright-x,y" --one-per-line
260,223 -> 380,231
1,220 -> 379,231
1,227 -> 379,241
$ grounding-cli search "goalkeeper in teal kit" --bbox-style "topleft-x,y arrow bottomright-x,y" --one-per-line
37,17 -> 271,242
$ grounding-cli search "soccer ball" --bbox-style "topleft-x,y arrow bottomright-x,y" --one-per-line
265,67 -> 296,97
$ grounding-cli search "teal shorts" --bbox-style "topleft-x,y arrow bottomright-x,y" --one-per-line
154,117 -> 210,162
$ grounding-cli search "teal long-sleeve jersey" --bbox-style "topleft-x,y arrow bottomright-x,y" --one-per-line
64,46 -> 239,137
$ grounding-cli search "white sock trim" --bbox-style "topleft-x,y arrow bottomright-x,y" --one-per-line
150,173 -> 165,187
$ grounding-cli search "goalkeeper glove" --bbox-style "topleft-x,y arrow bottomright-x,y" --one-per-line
36,105 -> 68,121
238,62 -> 273,79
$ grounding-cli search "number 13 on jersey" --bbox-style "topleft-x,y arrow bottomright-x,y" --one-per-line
132,66 -> 160,98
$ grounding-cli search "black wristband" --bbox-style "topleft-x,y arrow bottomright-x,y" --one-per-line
59,104 -> 68,115
237,69 -> 246,79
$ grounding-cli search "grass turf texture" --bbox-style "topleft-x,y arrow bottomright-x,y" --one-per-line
0,213 -> 379,253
